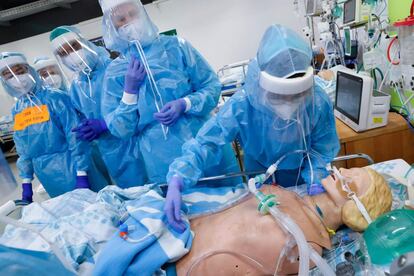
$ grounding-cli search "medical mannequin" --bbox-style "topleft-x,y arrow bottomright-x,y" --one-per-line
176,167 -> 392,275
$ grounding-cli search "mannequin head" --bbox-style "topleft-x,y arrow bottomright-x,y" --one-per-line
322,167 -> 392,231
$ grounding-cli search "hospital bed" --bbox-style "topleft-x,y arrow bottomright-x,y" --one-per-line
0,115 -> 16,158
0,154 -> 412,275
217,60 -> 249,100
216,61 -> 250,168
0,153 -> 376,218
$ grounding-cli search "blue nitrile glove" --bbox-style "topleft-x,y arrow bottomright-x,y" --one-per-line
75,175 -> 90,189
72,119 -> 108,142
124,55 -> 147,95
154,99 -> 186,126
164,176 -> 187,233
308,183 -> 326,196
22,183 -> 33,203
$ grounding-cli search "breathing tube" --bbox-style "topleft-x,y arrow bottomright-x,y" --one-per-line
247,162 -> 335,275
248,180 -> 309,275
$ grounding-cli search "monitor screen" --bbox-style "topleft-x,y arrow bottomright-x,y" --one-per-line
306,0 -> 315,15
344,28 -> 352,56
343,0 -> 357,24
335,71 -> 363,124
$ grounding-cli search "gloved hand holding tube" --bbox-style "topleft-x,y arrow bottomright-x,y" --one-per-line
154,98 -> 186,126
124,55 -> 147,95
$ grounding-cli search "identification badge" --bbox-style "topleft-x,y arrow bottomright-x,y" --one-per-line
14,105 -> 50,131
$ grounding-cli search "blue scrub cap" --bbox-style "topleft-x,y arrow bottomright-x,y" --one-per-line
257,24 -> 312,79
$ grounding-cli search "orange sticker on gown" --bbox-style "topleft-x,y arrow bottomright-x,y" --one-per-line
14,105 -> 50,131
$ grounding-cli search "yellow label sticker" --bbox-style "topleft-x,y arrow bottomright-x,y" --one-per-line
373,117 -> 383,124
14,105 -> 50,131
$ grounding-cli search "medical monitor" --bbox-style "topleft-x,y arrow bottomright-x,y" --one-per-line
335,71 -> 363,124
343,0 -> 363,26
334,68 -> 390,132
344,27 -> 352,56
306,0 -> 322,16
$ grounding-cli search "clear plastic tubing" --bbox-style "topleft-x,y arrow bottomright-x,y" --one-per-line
248,178 -> 335,276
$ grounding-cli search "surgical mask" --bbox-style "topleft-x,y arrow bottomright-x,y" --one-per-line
43,74 -> 62,89
118,19 -> 155,47
270,101 -> 301,120
62,49 -> 91,72
6,73 -> 35,96
266,92 -> 304,120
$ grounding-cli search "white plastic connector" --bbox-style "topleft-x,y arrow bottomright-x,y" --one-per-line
266,164 -> 277,178
248,178 -> 257,194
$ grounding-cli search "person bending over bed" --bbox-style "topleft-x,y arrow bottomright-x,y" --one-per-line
176,167 -> 392,275
164,24 -> 340,233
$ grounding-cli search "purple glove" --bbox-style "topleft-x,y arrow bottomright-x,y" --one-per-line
308,183 -> 326,196
72,119 -> 108,142
22,183 -> 33,203
164,176 -> 187,233
154,99 -> 186,126
75,176 -> 90,189
124,55 -> 147,95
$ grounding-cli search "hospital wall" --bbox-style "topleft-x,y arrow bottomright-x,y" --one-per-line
0,0 -> 306,116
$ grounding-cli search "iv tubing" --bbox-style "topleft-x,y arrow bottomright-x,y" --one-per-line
134,40 -> 169,139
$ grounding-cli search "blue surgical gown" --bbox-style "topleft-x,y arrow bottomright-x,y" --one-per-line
70,52 -> 147,188
13,87 -> 108,197
102,35 -> 240,184
167,82 -> 340,188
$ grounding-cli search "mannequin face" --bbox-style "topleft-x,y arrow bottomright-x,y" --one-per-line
321,168 -> 371,207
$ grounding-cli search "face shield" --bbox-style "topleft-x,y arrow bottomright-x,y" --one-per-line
39,66 -> 63,89
33,58 -> 66,90
254,24 -> 314,121
259,67 -> 314,120
50,29 -> 98,74
0,54 -> 37,98
99,0 -> 158,48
